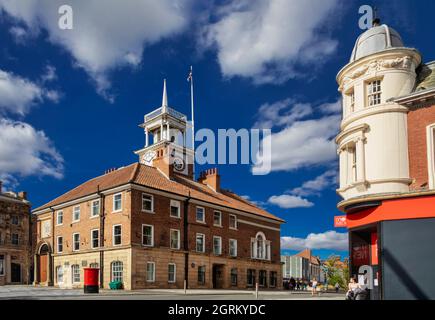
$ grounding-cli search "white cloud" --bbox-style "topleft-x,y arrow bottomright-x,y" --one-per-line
0,119 -> 64,180
291,170 -> 338,197
253,114 -> 340,174
281,231 -> 348,251
41,65 -> 57,83
253,98 -> 313,129
268,194 -> 314,209
0,0 -> 191,100
0,69 -> 60,115
199,0 -> 340,84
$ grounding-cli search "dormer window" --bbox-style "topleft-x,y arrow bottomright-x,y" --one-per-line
368,80 -> 382,106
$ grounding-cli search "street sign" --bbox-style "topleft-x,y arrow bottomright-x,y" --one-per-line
334,215 -> 347,228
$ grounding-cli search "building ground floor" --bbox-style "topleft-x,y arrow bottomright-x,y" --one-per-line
346,194 -> 435,300
0,248 -> 31,286
33,244 -> 282,290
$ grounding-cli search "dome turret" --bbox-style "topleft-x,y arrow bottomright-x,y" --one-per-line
350,24 -> 404,63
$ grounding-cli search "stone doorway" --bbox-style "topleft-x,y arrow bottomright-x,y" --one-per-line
11,263 -> 22,283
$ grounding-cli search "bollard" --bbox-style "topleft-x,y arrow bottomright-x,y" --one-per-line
255,282 -> 259,299
184,280 -> 187,295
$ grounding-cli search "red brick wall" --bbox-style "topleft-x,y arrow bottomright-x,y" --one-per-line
408,105 -> 435,191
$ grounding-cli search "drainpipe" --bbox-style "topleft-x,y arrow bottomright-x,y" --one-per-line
49,207 -> 55,286
183,191 -> 191,289
98,185 -> 105,289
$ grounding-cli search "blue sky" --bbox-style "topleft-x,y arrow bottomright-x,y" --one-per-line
0,0 -> 433,260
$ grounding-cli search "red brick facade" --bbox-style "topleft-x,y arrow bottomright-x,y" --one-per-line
408,104 -> 435,191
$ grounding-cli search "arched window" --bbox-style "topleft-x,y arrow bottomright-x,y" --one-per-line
111,261 -> 123,282
251,232 -> 271,260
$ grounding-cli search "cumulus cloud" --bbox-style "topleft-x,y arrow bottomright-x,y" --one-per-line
0,0 -> 191,101
199,0 -> 340,84
268,195 -> 314,209
252,96 -> 341,174
0,119 -> 64,179
281,231 -> 348,251
291,170 -> 338,197
0,69 -> 60,115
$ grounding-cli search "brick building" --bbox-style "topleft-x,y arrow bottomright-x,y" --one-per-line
0,182 -> 32,285
336,19 -> 435,299
32,81 -> 284,290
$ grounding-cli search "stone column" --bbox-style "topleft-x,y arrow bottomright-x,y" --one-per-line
356,137 -> 366,182
166,123 -> 170,141
145,128 -> 149,147
33,255 -> 38,285
47,253 -> 52,286
6,254 -> 11,284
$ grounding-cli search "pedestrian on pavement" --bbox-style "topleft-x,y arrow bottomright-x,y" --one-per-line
311,277 -> 318,296
296,279 -> 300,291
335,282 -> 340,293
346,277 -> 361,300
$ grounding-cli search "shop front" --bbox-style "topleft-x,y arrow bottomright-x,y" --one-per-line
344,194 -> 435,300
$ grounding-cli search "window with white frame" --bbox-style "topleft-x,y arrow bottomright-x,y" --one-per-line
0,255 -> 4,276
142,193 -> 154,212
111,261 -> 123,282
113,193 -> 122,212
113,225 -> 122,246
196,233 -> 205,253
229,214 -> 237,230
251,232 -> 271,260
213,236 -> 222,255
71,264 -> 80,283
229,239 -> 237,257
427,124 -> 435,189
146,262 -> 155,282
168,263 -> 176,283
170,200 -> 180,218
196,207 -> 205,223
349,90 -> 355,112
56,211 -> 63,225
213,211 -> 222,227
56,266 -> 63,284
91,200 -> 100,217
142,225 -> 154,247
91,229 -> 99,249
170,229 -> 180,250
73,233 -> 80,251
73,206 -> 80,222
57,236 -> 63,253
368,80 -> 382,106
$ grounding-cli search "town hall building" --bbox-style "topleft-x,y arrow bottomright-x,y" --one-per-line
32,81 -> 284,290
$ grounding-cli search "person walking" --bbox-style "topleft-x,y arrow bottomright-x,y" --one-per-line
311,278 -> 318,297
335,282 -> 340,293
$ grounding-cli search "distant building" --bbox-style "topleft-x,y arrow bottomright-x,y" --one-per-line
281,249 -> 321,281
0,181 -> 32,285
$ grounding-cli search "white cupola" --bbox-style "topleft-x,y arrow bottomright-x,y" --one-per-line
336,20 -> 422,202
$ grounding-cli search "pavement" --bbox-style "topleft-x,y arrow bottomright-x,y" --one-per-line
0,285 -> 346,300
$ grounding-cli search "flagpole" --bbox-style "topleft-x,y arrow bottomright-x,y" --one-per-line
189,66 -> 196,179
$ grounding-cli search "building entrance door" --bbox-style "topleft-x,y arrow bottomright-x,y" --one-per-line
212,264 -> 224,289
39,254 -> 48,283
11,263 -> 21,283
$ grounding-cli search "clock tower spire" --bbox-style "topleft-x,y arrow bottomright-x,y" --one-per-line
135,80 -> 194,179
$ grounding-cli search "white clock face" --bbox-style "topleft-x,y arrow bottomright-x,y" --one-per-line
142,151 -> 156,165
173,157 -> 185,172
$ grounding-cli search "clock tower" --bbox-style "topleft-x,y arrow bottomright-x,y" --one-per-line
135,80 -> 194,178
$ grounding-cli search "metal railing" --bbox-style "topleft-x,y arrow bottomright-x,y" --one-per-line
144,107 -> 187,122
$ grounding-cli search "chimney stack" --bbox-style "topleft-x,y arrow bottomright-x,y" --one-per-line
198,168 -> 220,192
18,191 -> 28,200
152,147 -> 174,179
